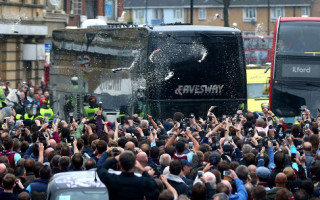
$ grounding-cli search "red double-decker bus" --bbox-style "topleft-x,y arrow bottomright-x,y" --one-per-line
243,35 -> 273,65
269,17 -> 320,122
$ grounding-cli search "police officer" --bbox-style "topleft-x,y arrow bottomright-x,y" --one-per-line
38,97 -> 55,120
24,103 -> 39,120
83,96 -> 98,120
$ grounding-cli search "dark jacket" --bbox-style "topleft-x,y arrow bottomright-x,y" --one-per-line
268,168 -> 283,188
97,158 -> 158,200
27,178 -> 49,200
23,172 -> 36,188
266,187 -> 293,200
166,174 -> 191,196
0,192 -> 18,200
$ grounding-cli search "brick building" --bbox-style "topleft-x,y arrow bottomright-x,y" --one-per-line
124,0 -> 318,35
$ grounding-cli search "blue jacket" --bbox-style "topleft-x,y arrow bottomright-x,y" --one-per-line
229,178 -> 248,200
27,179 -> 49,200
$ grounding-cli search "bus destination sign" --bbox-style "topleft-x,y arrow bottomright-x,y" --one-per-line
282,64 -> 320,78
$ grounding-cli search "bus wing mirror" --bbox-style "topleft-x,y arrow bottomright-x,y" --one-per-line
264,66 -> 270,73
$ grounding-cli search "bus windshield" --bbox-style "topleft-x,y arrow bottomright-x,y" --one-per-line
148,35 -> 245,100
277,21 -> 320,56
145,33 -> 246,117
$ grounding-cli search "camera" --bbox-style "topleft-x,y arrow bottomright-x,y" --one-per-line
198,171 -> 203,178
188,142 -> 193,149
222,115 -> 226,121
263,137 -> 269,147
223,170 -> 231,176
207,116 -> 213,121
188,113 -> 195,119
303,124 -> 310,131
300,105 -> 307,111
234,114 -> 241,122
116,117 -> 121,123
248,128 -> 255,137
126,127 -> 137,134
48,120 -> 53,128
272,138 -> 277,146
245,138 -> 251,143
21,128 -> 26,136
98,102 -> 102,109
291,153 -> 296,162
179,122 -> 188,131
67,136 -> 74,143
215,141 -> 220,148
39,134 -> 45,141
156,120 -> 161,126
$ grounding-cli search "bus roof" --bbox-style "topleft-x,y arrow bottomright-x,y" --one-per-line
279,17 -> 320,22
151,25 -> 241,33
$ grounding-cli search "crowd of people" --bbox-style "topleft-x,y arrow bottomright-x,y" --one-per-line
0,80 -> 320,200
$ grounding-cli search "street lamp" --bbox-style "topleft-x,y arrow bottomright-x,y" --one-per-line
267,0 -> 270,35
190,0 -> 193,25
145,0 -> 148,25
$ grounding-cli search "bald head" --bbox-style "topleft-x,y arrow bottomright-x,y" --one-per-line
221,180 -> 232,194
136,152 -> 148,167
140,143 -> 150,155
45,147 -> 54,158
256,118 -> 265,127
49,139 -> 57,149
275,173 -> 287,187
303,142 -> 312,152
125,141 -> 135,150
248,165 -> 257,173
0,163 -> 7,174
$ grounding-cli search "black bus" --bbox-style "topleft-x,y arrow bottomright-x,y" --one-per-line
50,25 -> 246,120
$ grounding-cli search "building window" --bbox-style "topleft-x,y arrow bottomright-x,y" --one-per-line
271,7 -> 285,21
135,9 -> 144,19
301,7 -> 310,17
243,8 -> 257,22
71,0 -> 82,15
152,9 -> 163,19
173,8 -> 183,19
198,8 -> 206,20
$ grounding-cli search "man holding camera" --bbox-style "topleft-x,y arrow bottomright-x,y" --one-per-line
0,136 -> 21,168
97,151 -> 158,200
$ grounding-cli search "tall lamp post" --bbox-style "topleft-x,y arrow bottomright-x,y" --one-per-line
190,0 -> 193,25
267,0 -> 270,35
145,0 -> 148,25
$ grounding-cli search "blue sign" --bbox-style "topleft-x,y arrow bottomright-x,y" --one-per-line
45,43 -> 51,53
105,1 -> 113,17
